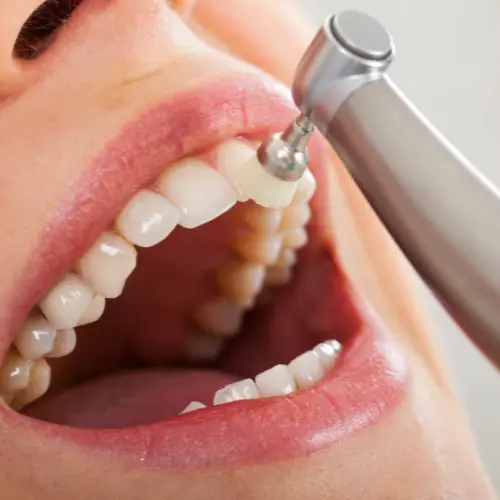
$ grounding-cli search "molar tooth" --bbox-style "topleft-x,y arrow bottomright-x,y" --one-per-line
158,160 -> 237,229
240,204 -> 282,232
180,401 -> 206,414
116,189 -> 180,247
255,364 -> 296,397
213,379 -> 260,405
288,351 -> 325,389
76,232 -> 137,299
231,233 -> 282,265
282,227 -> 308,250
313,340 -> 342,370
47,329 -> 77,358
264,266 -> 293,287
14,314 -> 56,360
192,298 -> 244,338
280,203 -> 311,230
77,295 -> 106,326
0,349 -> 32,394
39,274 -> 94,329
274,248 -> 297,268
183,333 -> 225,363
292,169 -> 316,204
11,359 -> 51,410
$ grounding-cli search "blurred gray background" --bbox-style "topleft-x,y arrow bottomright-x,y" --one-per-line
292,0 -> 500,491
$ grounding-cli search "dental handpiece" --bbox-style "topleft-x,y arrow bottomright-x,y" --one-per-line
256,10 -> 500,370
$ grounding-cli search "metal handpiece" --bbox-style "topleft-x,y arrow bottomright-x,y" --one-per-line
292,10 -> 500,369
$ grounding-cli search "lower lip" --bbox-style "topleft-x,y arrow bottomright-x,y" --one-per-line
2,303 -> 408,468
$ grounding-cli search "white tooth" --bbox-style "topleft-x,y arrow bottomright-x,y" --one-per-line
180,401 -> 207,414
14,314 -> 56,360
183,333 -> 225,363
313,340 -> 342,370
232,155 -> 298,209
39,274 -> 93,329
0,350 -> 32,394
280,203 -> 311,230
213,379 -> 260,405
158,160 -> 237,229
216,140 -> 256,201
292,169 -> 316,204
76,232 -> 137,299
240,204 -> 283,232
193,298 -> 244,338
255,364 -> 296,397
116,190 -> 180,247
274,248 -> 297,268
282,227 -> 308,250
288,351 -> 325,389
264,266 -> 293,287
47,329 -> 77,358
11,359 -> 51,410
77,295 -> 106,326
232,233 -> 282,265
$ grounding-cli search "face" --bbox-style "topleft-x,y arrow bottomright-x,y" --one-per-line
0,1 -> 495,498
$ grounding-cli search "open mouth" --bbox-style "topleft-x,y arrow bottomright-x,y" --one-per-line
0,73 -> 408,467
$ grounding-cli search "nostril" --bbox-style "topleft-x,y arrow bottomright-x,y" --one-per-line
13,0 -> 83,60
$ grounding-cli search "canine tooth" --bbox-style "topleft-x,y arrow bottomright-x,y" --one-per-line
232,155 -> 297,209
159,160 -> 237,229
217,140 -> 256,201
280,203 -> 311,230
292,168 -> 316,204
282,227 -> 308,250
231,233 -> 282,265
76,232 -> 137,299
14,314 -> 56,360
288,351 -> 325,389
0,349 -> 32,394
47,329 -> 77,358
77,295 -> 105,326
240,204 -> 282,232
274,248 -> 297,268
180,401 -> 206,414
313,340 -> 342,370
193,298 -> 243,338
116,190 -> 180,247
264,266 -> 293,287
213,379 -> 259,405
39,274 -> 94,329
255,364 -> 296,397
11,359 -> 51,410
183,333 -> 225,363
215,260 -> 266,308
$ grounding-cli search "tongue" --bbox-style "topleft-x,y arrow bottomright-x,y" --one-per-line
24,369 -> 238,428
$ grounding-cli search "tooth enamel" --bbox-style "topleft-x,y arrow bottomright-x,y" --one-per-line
240,204 -> 283,232
47,328 -> 77,358
264,266 -> 293,287
232,155 -> 298,209
282,227 -> 308,250
313,340 -> 342,370
292,168 -> 316,204
116,189 -> 180,247
0,350 -> 32,394
213,379 -> 260,405
255,364 -> 296,397
14,314 -> 56,360
183,333 -> 225,363
215,260 -> 266,308
77,295 -> 106,326
180,401 -> 206,414
158,160 -> 237,229
280,203 -> 311,230
76,232 -> 137,299
11,359 -> 51,410
288,351 -> 325,389
38,274 -> 94,329
216,140 -> 256,202
274,248 -> 297,268
231,233 -> 282,265
192,298 -> 244,338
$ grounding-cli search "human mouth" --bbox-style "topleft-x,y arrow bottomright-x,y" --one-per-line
0,72 -> 409,467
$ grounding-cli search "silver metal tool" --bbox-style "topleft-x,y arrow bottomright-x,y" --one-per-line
260,10 -> 500,369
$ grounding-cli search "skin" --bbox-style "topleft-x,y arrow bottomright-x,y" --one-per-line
0,0 -> 496,498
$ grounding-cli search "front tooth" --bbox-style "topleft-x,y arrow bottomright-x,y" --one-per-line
231,233 -> 282,265
313,340 -> 342,370
180,401 -> 206,414
39,274 -> 94,329
14,314 -> 56,360
213,379 -> 260,405
288,351 -> 325,389
255,364 -> 296,397
282,227 -> 308,250
76,232 -> 137,299
0,349 -> 32,394
77,295 -> 105,326
47,328 -> 77,358
192,298 -> 243,338
292,168 -> 316,204
240,204 -> 283,232
116,189 -> 180,247
280,203 -> 311,230
158,160 -> 237,229
11,359 -> 51,410
216,140 -> 256,201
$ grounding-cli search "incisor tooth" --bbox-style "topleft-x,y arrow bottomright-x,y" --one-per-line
213,379 -> 260,405
76,232 -> 137,299
282,227 -> 308,250
47,329 -> 77,358
158,160 -> 237,229
116,189 -> 180,247
39,274 -> 93,329
280,203 -> 311,230
0,350 -> 32,394
180,401 -> 206,414
292,168 -> 316,204
77,295 -> 105,326
192,298 -> 244,338
288,351 -> 325,389
240,204 -> 282,232
255,364 -> 296,397
231,233 -> 282,265
11,359 -> 51,410
14,314 -> 56,360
